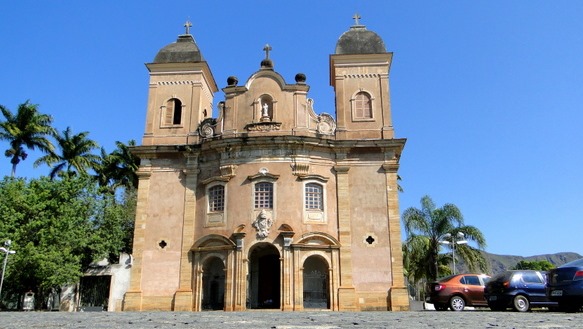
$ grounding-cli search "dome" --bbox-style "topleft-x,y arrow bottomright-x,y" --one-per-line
153,34 -> 203,63
335,24 -> 386,55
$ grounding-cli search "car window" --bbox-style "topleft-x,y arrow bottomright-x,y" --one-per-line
462,275 -> 481,286
560,258 -> 583,268
521,272 -> 543,284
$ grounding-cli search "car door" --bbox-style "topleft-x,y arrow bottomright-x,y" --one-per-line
521,271 -> 546,303
462,275 -> 487,306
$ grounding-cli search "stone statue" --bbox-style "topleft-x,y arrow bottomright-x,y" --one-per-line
262,103 -> 269,118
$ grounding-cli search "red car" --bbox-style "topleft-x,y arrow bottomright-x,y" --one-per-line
426,273 -> 491,311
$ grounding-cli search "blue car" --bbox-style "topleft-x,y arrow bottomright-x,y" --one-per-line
484,270 -> 557,312
547,258 -> 583,312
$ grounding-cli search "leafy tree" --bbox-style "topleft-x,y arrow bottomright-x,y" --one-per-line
402,195 -> 488,284
0,101 -> 56,177
0,176 -> 132,309
89,186 -> 136,262
512,260 -> 555,271
34,126 -> 100,179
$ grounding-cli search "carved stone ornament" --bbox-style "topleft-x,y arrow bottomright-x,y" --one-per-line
200,124 -> 214,138
252,209 -> 273,239
198,118 -> 217,138
245,122 -> 282,132
317,113 -> 336,135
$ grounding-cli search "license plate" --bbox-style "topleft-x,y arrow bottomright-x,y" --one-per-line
489,296 -> 497,301
551,290 -> 563,297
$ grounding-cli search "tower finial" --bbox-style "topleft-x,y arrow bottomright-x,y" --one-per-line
184,20 -> 192,34
263,44 -> 272,59
352,13 -> 361,26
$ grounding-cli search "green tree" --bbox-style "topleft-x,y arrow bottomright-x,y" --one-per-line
94,140 -> 139,193
90,187 -> 136,261
0,176 -> 132,308
109,140 -> 139,190
402,195 -> 488,284
0,101 -> 56,177
512,260 -> 554,271
34,126 -> 100,179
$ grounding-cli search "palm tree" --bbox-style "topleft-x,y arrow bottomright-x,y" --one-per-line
94,147 -> 118,193
402,195 -> 488,284
94,140 -> 139,193
0,101 -> 56,177
34,126 -> 100,179
110,140 -> 139,190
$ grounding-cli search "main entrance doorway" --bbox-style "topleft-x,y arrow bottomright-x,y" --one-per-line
303,255 -> 330,309
248,243 -> 280,309
201,257 -> 225,310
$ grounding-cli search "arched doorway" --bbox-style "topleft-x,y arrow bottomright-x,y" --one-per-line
303,255 -> 330,309
248,243 -> 280,309
202,257 -> 225,310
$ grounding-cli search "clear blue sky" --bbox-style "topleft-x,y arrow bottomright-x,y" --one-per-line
2,1 -> 582,257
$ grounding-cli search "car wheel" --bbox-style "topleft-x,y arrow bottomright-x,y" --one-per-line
435,303 -> 448,311
449,296 -> 465,311
513,295 -> 530,312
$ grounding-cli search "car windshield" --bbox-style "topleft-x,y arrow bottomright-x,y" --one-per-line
560,258 -> 583,268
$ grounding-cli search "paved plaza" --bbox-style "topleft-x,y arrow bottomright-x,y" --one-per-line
0,310 -> 581,329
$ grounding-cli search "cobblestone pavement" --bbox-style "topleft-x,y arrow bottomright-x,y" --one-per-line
0,310 -> 582,329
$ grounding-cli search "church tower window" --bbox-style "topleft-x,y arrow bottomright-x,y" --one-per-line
165,98 -> 183,125
254,182 -> 273,209
352,92 -> 372,120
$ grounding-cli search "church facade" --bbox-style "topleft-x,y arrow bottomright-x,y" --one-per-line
123,18 -> 409,312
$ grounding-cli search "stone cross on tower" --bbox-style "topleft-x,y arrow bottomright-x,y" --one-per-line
352,13 -> 361,26
263,44 -> 272,59
184,20 -> 192,34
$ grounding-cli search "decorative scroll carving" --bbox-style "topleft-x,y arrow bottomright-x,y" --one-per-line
252,209 -> 273,239
198,118 -> 217,138
317,113 -> 336,135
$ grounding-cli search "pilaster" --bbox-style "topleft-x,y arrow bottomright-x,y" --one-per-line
333,164 -> 358,311
382,162 -> 409,311
123,166 -> 152,311
281,231 -> 295,310
174,154 -> 200,311
231,232 -> 246,311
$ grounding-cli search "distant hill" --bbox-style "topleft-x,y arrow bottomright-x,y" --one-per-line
483,251 -> 582,275
455,251 -> 582,275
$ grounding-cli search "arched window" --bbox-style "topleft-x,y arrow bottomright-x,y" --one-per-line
305,183 -> 323,210
353,92 -> 372,120
165,98 -> 182,125
254,182 -> 273,209
208,185 -> 225,212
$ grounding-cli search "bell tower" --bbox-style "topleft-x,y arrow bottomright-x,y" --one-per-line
330,14 -> 394,140
142,21 -> 218,146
